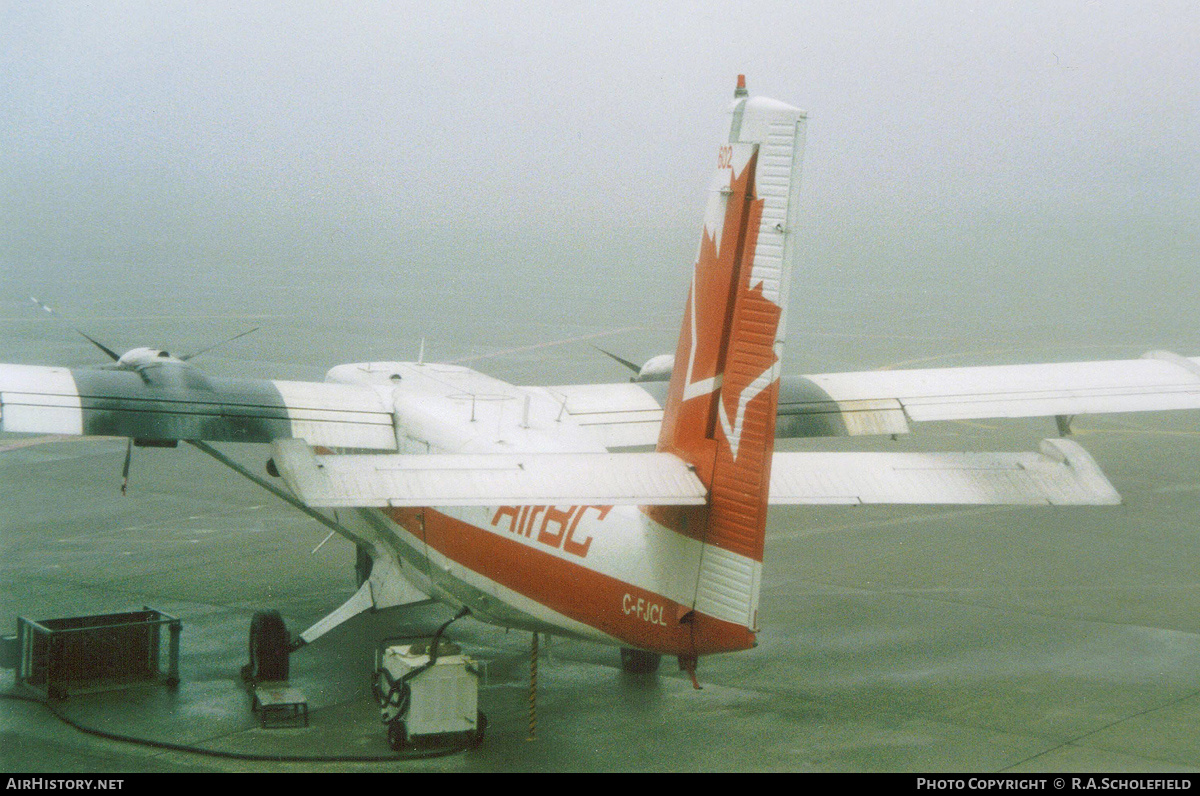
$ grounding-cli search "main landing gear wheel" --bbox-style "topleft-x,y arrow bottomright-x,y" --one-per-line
620,647 -> 661,674
241,610 -> 291,682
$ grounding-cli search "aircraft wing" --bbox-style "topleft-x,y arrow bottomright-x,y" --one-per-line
0,363 -> 397,450
544,351 -> 1200,444
789,351 -> 1200,436
7,349 -> 1199,453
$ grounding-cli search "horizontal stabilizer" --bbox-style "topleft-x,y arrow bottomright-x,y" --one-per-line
768,438 -> 1120,505
271,440 -> 707,508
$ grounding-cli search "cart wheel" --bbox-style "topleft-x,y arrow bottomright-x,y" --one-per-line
620,647 -> 661,674
247,610 -> 290,682
386,719 -> 408,750
472,711 -> 488,748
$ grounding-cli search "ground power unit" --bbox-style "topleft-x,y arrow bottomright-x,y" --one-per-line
374,640 -> 484,750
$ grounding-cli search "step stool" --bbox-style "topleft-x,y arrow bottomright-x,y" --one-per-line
252,681 -> 309,728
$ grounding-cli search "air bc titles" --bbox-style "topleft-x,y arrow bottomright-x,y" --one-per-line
491,506 -> 676,634
489,505 -> 611,558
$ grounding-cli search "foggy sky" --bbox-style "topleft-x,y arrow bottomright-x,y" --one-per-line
1,1 -> 1198,271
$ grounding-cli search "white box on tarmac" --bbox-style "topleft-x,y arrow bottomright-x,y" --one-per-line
379,644 -> 479,737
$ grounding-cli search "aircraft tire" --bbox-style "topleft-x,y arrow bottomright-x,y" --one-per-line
620,647 -> 661,674
248,610 -> 290,682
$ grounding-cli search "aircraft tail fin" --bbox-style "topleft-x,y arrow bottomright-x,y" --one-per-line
651,77 -> 807,650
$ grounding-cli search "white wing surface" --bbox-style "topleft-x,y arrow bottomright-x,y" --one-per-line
547,351 -> 1200,445
271,440 -> 707,507
0,363 -> 397,450
271,437 -> 1118,508
789,351 -> 1200,434
768,438 -> 1120,505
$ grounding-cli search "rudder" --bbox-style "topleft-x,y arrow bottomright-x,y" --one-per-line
652,77 -> 807,655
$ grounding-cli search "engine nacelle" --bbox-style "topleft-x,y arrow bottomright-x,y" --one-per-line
634,354 -> 674,382
116,347 -> 183,370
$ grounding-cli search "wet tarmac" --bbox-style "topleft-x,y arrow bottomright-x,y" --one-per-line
3,222 -> 1200,772
3,412 -> 1200,772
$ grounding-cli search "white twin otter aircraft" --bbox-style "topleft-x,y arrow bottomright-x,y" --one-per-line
4,77 -> 1200,684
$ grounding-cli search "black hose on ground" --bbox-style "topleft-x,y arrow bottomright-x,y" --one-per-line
0,688 -> 476,763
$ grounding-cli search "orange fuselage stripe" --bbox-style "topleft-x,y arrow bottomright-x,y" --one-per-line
383,506 -> 755,656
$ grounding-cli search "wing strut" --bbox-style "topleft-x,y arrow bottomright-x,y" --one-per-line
186,440 -> 430,647
186,440 -> 356,541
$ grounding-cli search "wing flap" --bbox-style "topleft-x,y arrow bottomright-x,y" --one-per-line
768,438 -> 1121,505
271,439 -> 707,507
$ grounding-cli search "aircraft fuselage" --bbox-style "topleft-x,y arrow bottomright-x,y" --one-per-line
325,361 -> 757,657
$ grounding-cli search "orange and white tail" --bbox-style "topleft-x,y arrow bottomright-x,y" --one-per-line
652,77 -> 807,653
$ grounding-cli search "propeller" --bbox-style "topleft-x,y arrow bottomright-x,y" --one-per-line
30,296 -> 258,367
29,296 -> 260,493
593,346 -> 642,376
179,326 -> 260,362
79,330 -> 122,362
31,297 -> 121,361
592,346 -> 674,383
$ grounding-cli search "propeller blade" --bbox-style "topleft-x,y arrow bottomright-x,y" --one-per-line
29,296 -> 55,316
78,330 -> 122,362
592,346 -> 642,375
180,327 -> 260,361
30,297 -> 122,362
121,439 -> 132,495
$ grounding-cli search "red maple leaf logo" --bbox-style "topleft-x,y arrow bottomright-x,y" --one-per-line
660,147 -> 781,463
